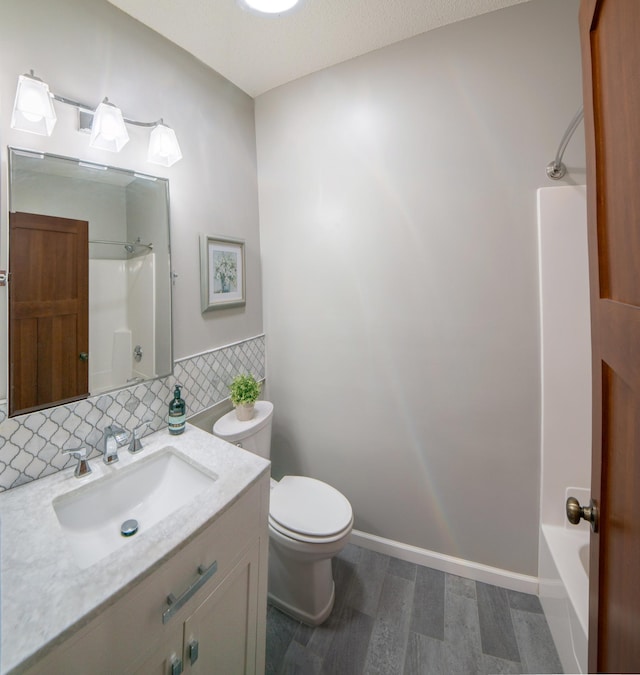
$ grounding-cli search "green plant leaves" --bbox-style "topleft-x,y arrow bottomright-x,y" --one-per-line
229,374 -> 261,405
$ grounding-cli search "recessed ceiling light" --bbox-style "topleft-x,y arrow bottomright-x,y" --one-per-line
242,0 -> 300,15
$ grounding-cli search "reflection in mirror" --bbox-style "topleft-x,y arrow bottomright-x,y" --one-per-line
8,148 -> 172,417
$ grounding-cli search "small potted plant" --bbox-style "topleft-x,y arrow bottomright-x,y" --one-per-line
229,374 -> 261,421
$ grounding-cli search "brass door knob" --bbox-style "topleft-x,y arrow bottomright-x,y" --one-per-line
566,496 -> 599,533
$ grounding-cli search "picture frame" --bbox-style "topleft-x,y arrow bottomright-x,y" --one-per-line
199,234 -> 246,312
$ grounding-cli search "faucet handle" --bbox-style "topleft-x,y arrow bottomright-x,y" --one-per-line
129,419 -> 151,454
62,446 -> 92,477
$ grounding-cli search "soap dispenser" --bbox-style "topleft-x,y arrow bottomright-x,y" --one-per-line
168,384 -> 186,435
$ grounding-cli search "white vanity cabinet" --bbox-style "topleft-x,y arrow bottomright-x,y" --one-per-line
138,540 -> 262,675
24,475 -> 269,675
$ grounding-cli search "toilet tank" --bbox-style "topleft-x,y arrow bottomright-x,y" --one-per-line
212,400 -> 273,460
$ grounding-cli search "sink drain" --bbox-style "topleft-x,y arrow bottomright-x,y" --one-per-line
120,518 -> 139,537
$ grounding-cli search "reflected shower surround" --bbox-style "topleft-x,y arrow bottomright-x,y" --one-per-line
10,70 -> 182,166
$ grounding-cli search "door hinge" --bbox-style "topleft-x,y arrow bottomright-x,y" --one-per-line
0,270 -> 8,286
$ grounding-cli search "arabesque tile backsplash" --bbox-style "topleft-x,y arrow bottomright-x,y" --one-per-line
0,335 -> 264,492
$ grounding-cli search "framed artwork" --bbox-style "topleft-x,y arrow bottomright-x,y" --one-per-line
200,234 -> 246,312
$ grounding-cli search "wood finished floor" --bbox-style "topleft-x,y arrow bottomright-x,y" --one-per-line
265,544 -> 563,675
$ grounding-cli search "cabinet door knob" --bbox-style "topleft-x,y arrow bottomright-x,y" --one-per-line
189,639 -> 199,665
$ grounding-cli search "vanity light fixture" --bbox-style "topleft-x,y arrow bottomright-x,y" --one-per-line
11,71 -> 57,136
148,122 -> 183,167
89,98 -> 129,153
10,71 -> 182,167
242,0 -> 300,14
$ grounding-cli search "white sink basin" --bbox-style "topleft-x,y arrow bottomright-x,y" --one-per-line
53,449 -> 217,569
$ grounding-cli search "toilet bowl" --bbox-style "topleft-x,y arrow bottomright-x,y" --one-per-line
213,401 -> 353,625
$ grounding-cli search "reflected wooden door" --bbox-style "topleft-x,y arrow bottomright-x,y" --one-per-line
9,212 -> 89,416
580,0 -> 640,671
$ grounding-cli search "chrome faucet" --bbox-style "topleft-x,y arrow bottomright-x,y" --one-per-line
103,424 -> 128,465
62,446 -> 92,477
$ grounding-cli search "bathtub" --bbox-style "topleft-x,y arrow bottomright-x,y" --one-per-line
539,523 -> 589,673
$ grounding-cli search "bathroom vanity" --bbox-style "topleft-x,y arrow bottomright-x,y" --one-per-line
0,425 -> 270,674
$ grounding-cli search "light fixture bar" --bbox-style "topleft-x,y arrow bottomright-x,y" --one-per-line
53,93 -> 94,110
60,95 -> 162,131
52,92 -> 165,130
123,117 -> 162,128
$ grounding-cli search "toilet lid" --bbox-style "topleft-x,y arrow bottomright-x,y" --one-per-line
270,476 -> 353,538
213,400 -> 273,443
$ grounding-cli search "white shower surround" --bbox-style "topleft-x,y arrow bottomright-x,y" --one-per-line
127,253 -> 156,381
89,253 -> 156,394
89,259 -> 129,393
537,185 -> 591,673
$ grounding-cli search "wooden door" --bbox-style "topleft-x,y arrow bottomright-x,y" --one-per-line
580,1 -> 640,671
9,212 -> 89,416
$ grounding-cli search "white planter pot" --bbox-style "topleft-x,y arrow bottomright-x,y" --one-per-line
235,403 -> 255,421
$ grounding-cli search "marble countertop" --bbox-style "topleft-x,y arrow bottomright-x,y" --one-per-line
0,424 -> 270,674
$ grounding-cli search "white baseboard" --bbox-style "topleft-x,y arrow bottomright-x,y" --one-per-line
350,529 -> 539,596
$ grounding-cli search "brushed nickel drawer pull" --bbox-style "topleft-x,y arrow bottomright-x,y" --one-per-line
189,639 -> 199,665
162,561 -> 218,624
170,655 -> 183,675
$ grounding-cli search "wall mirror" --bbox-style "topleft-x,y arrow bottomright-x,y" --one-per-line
7,148 -> 172,417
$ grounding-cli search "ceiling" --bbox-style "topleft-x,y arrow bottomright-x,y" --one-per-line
107,0 -> 532,98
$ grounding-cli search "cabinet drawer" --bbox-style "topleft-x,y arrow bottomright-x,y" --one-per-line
25,478 -> 266,675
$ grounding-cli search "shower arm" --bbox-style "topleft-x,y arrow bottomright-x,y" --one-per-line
546,105 -> 584,180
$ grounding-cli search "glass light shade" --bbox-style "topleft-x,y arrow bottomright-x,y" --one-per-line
243,0 -> 299,13
11,74 -> 57,136
148,124 -> 182,167
90,100 -> 129,152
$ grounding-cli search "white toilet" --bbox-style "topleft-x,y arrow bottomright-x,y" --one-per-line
213,400 -> 353,626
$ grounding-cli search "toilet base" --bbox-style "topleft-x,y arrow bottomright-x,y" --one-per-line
268,582 -> 335,626
268,541 -> 338,626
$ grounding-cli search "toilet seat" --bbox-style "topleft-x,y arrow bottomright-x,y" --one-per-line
269,476 -> 353,543
269,516 -> 353,545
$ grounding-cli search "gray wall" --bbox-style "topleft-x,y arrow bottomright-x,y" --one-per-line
0,0 -> 263,402
255,0 -> 584,576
